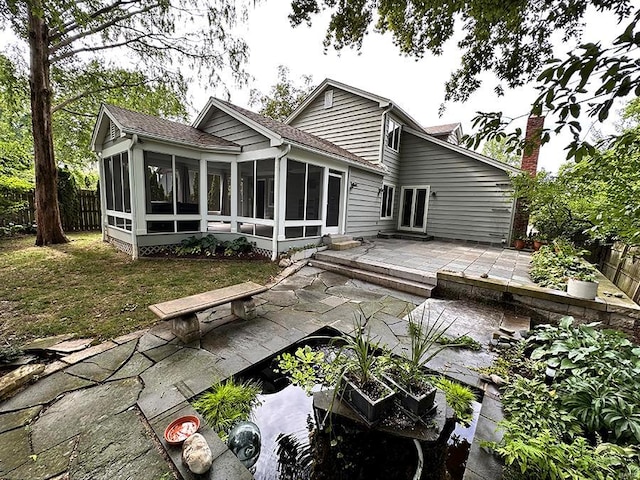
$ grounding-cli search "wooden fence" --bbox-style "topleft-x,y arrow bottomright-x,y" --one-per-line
602,242 -> 640,303
1,190 -> 101,231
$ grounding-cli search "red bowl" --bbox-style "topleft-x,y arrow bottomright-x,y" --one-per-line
164,415 -> 200,445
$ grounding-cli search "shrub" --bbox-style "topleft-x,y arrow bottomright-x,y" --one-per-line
530,240 -> 598,290
192,378 -> 262,438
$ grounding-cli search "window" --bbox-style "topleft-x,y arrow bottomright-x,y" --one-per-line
380,184 -> 395,219
324,90 -> 334,109
386,118 -> 401,151
207,162 -> 231,215
103,152 -> 131,214
144,151 -> 200,215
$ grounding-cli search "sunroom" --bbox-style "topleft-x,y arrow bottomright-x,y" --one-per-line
92,102 -> 382,260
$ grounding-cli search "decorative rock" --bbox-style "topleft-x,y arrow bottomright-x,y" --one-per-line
278,258 -> 292,268
490,374 -> 507,387
182,433 -> 213,474
0,363 -> 45,400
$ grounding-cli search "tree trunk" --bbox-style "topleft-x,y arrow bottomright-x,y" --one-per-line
28,3 -> 68,246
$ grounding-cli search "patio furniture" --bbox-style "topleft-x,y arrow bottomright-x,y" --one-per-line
149,281 -> 267,343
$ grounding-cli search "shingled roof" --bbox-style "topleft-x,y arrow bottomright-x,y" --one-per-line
423,123 -> 461,136
104,104 -> 239,150
214,99 -> 384,172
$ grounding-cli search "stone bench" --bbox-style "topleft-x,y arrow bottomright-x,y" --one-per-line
149,281 -> 268,344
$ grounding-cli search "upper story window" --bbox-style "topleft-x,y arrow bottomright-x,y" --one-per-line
324,90 -> 334,109
386,118 -> 401,151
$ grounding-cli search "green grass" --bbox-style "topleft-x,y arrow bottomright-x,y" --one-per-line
0,232 -> 280,344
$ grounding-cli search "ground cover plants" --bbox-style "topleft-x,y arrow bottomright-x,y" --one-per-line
486,317 -> 640,479
0,232 -> 279,343
529,239 -> 598,291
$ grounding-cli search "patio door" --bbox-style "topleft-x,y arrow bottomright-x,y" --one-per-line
398,186 -> 429,233
325,172 -> 342,234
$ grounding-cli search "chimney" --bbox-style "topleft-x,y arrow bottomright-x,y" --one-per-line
521,115 -> 545,175
511,115 -> 545,245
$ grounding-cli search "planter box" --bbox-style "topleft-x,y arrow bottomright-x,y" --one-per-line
567,278 -> 599,300
340,375 -> 395,425
383,374 -> 436,417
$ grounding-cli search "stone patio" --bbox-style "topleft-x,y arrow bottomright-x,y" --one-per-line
0,265 -> 521,480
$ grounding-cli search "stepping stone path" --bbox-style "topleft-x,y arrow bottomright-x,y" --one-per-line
0,264 -> 518,480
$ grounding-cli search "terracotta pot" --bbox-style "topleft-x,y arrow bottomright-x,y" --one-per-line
514,239 -> 526,250
533,240 -> 544,251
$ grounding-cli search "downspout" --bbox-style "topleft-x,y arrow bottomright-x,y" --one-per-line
377,105 -> 393,165
272,144 -> 291,261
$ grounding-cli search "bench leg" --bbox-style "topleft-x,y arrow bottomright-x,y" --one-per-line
231,298 -> 256,320
172,314 -> 201,345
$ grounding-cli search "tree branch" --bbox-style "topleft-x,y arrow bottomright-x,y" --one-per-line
50,34 -> 153,63
51,79 -> 155,114
49,0 -> 139,40
49,2 -> 162,54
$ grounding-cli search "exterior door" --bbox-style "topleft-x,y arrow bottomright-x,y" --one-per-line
325,173 -> 342,234
398,186 -> 429,233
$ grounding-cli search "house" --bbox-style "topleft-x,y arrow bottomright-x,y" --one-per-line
91,79 -> 519,260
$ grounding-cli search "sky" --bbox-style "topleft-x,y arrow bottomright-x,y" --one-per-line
192,2 -> 626,174
0,2 -> 629,174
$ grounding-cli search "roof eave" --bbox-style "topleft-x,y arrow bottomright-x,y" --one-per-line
403,126 -> 522,175
119,128 -> 241,153
286,140 -> 384,175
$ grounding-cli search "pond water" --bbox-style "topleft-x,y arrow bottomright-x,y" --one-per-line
237,337 -> 482,480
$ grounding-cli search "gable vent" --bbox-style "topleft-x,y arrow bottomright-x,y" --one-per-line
109,120 -> 117,140
324,90 -> 334,109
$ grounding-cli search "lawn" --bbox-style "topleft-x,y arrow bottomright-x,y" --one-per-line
0,232 -> 280,345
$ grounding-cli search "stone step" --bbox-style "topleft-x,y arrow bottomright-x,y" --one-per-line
309,259 -> 434,298
378,231 -> 434,242
330,240 -> 361,251
314,252 -> 437,286
323,234 -> 355,245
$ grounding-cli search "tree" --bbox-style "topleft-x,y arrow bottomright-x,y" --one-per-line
482,138 -> 521,167
0,0 -> 249,245
0,54 -> 33,218
289,1 -> 639,159
249,66 -> 315,121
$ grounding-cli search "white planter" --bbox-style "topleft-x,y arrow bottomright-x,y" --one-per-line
566,278 -> 599,300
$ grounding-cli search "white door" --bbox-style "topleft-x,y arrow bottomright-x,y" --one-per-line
398,186 -> 429,233
325,172 -> 342,234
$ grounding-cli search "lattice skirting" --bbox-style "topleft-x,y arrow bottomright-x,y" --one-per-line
106,236 -> 133,256
138,244 -> 177,257
254,247 -> 272,259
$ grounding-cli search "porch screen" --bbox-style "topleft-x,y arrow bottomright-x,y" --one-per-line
103,152 -> 131,214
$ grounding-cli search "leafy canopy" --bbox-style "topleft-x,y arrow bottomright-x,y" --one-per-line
289,0 -> 639,159
249,66 -> 315,122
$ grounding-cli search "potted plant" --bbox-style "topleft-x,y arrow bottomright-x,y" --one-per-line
513,236 -> 526,250
566,269 -> 599,300
338,314 -> 396,425
532,234 -> 546,252
382,308 -> 461,417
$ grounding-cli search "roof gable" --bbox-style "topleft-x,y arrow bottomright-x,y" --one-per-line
285,79 -> 424,131
403,126 -> 521,175
92,104 -> 240,152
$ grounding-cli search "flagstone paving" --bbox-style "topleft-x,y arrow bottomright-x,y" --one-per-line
0,265 -> 513,480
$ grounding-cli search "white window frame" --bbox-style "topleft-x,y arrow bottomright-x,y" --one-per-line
386,117 -> 401,152
380,183 -> 395,220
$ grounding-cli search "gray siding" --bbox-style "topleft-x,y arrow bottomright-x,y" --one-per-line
290,88 -> 382,164
399,132 -> 514,244
346,167 -> 384,238
201,109 -> 271,151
